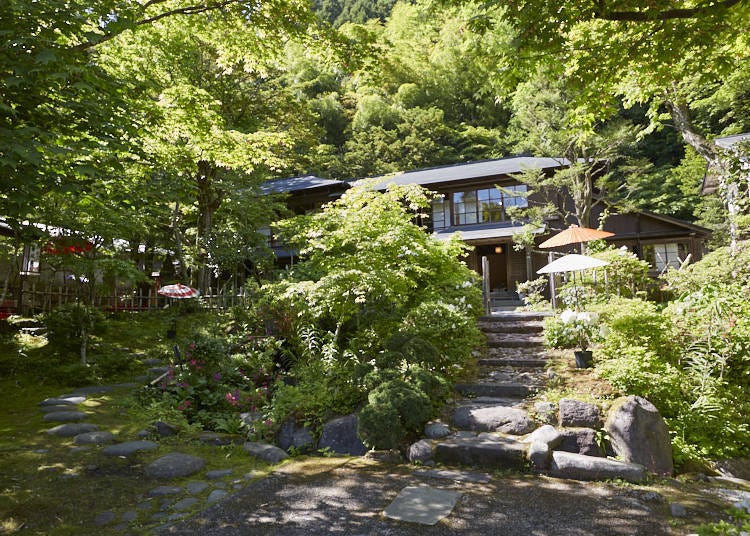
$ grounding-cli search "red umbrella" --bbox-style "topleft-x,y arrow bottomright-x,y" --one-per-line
157,284 -> 200,298
539,225 -> 614,249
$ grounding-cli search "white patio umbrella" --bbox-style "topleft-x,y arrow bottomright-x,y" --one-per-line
537,254 -> 610,310
537,254 -> 610,274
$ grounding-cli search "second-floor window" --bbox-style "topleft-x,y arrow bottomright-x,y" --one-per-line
450,185 -> 528,226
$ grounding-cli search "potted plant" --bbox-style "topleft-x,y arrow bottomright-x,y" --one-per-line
545,309 -> 601,368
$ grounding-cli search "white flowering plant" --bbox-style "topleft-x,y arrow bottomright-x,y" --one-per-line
543,309 -> 602,351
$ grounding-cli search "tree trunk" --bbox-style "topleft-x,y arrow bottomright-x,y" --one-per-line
195,160 -> 224,293
80,325 -> 88,366
172,201 -> 188,281
666,98 -> 740,254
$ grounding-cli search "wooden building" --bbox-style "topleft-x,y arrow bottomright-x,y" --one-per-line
270,157 -> 711,295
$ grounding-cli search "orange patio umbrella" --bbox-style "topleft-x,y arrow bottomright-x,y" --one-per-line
538,225 -> 614,249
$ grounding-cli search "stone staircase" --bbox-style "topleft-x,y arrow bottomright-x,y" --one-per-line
408,311 -> 656,483
430,311 -> 550,469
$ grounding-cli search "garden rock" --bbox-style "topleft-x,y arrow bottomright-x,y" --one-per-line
424,421 -> 451,439
148,486 -> 184,497
451,405 -> 535,435
186,481 -> 210,494
408,439 -> 434,463
43,411 -> 88,422
74,431 -> 115,445
40,405 -> 78,414
199,432 -> 235,446
604,395 -> 673,475
207,490 -> 227,504
47,423 -> 99,437
528,441 -> 551,470
206,469 -> 233,479
173,498 -> 199,511
365,450 -> 403,463
670,503 -> 688,517
318,414 -> 368,456
243,442 -> 289,463
525,424 -> 562,449
145,452 -> 206,478
103,440 -> 158,457
558,399 -> 602,428
557,428 -> 603,457
40,396 -> 85,406
534,401 -> 557,424
434,436 -> 526,469
549,451 -> 645,483
94,511 -> 117,526
277,420 -> 315,452
153,421 -> 177,437
714,458 -> 750,480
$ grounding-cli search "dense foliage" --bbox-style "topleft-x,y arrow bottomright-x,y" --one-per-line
591,245 -> 750,466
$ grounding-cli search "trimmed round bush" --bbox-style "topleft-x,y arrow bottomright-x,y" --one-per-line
367,380 -> 432,432
357,403 -> 406,450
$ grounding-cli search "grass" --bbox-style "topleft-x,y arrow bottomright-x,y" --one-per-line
0,309 -> 276,535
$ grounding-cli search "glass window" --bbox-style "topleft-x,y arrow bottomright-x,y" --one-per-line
453,191 -> 478,225
646,243 -> 685,272
503,185 -> 529,209
431,197 -> 448,230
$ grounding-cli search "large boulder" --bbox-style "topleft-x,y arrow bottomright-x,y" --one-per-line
451,405 -> 535,435
557,428 -> 603,457
277,420 -> 316,453
318,414 -> 368,456
549,451 -> 645,483
604,396 -> 673,475
558,399 -> 602,428
525,425 -> 562,449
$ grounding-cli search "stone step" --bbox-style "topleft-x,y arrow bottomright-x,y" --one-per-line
478,357 -> 548,368
434,435 -> 527,469
454,382 -> 535,399
478,321 -> 544,334
479,312 -> 551,323
474,367 -> 546,386
486,337 -> 544,349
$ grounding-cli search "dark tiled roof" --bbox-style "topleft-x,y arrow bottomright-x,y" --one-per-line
433,222 -> 546,242
359,157 -> 570,190
261,175 -> 349,194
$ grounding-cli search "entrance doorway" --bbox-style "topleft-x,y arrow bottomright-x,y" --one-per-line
477,244 -> 508,292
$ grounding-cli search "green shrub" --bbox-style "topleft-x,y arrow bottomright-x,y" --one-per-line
367,380 -> 432,432
408,368 -> 452,411
357,403 -> 406,450
664,242 -> 750,294
43,303 -> 106,348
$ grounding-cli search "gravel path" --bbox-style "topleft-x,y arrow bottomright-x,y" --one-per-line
158,459 -> 674,535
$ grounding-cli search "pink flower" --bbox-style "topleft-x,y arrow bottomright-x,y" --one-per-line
212,372 -> 222,382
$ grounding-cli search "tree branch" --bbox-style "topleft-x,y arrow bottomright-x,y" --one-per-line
597,0 -> 743,22
72,0 -> 242,51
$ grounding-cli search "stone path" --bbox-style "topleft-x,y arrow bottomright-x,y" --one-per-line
32,354 -> 265,533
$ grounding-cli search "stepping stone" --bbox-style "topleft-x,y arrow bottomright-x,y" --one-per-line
112,382 -> 138,389
549,451 -> 645,483
207,489 -> 228,504
103,440 -> 158,457
148,486 -> 184,497
206,469 -> 233,479
121,511 -> 138,522
424,421 -> 451,439
40,405 -> 77,414
413,468 -> 492,483
173,498 -> 199,511
434,436 -> 526,469
145,452 -> 206,478
74,431 -> 115,445
186,481 -> 210,494
69,446 -> 92,454
243,442 -> 289,463
199,432 -> 234,446
383,486 -> 460,525
47,423 -> 99,437
142,358 -> 163,366
148,366 -> 170,377
94,511 -> 117,526
39,396 -> 85,407
43,411 -> 88,422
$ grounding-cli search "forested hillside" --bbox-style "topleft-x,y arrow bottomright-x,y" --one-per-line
2,0 -> 748,278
